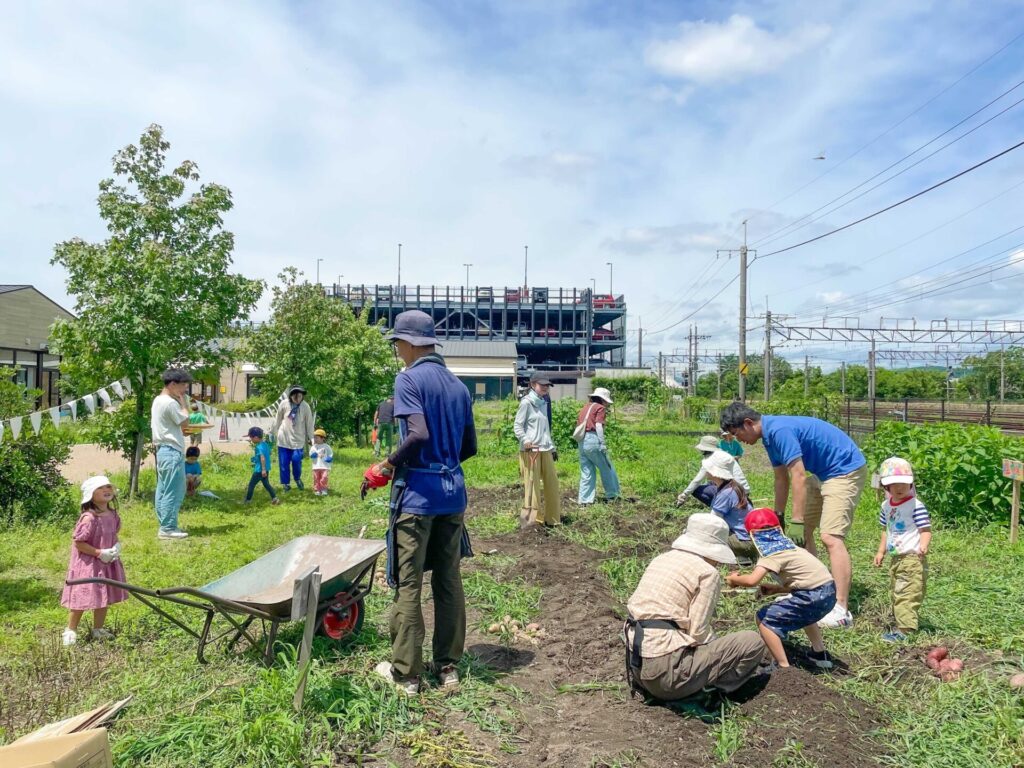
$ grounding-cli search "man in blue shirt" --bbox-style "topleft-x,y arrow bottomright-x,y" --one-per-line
720,402 -> 866,629
363,310 -> 477,695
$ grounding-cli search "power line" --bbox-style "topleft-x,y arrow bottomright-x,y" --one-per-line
646,253 -> 721,328
756,138 -> 1024,260
753,83 -> 1024,248
743,29 -> 1024,231
649,274 -> 739,335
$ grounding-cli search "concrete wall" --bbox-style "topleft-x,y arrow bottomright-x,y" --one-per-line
0,288 -> 74,350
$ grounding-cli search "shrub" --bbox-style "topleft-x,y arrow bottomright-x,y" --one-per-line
591,376 -> 667,406
862,421 -> 1024,526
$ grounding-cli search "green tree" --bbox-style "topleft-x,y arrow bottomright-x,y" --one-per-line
245,268 -> 399,440
50,124 -> 263,495
695,354 -> 795,399
957,348 -> 1024,400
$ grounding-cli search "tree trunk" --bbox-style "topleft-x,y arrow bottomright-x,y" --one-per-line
129,374 -> 147,497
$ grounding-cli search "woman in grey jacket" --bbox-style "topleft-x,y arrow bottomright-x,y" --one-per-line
272,385 -> 315,490
513,372 -> 560,528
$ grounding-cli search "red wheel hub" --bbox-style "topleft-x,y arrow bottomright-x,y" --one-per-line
322,598 -> 359,640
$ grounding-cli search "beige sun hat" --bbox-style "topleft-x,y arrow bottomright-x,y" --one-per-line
701,450 -> 735,481
694,435 -> 720,453
671,513 -> 737,565
592,387 -> 613,404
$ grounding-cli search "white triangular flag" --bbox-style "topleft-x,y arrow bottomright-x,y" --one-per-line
49,407 -> 61,428
83,394 -> 96,414
111,380 -> 125,398
121,378 -> 132,395
97,388 -> 111,407
30,412 -> 42,435
10,416 -> 22,439
0,422 -> 4,444
69,400 -> 78,420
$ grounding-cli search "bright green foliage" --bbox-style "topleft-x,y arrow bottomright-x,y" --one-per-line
591,375 -> 668,405
957,347 -> 1024,400
863,421 -> 1024,525
50,124 -> 263,494
696,353 -> 796,399
244,268 -> 399,438
0,369 -> 75,526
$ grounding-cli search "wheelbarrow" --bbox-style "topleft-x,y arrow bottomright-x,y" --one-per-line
66,535 -> 386,665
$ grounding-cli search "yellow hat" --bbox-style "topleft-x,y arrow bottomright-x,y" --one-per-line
314,428 -> 327,437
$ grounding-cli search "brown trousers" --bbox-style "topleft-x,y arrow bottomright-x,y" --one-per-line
638,630 -> 766,701
519,450 -> 561,526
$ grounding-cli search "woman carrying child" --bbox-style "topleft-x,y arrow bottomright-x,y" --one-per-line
61,476 -> 127,646
726,508 -> 834,670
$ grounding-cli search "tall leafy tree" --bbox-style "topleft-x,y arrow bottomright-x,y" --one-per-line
246,268 -> 399,440
51,124 -> 263,495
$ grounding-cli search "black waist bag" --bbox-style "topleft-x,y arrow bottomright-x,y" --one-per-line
623,616 -> 680,699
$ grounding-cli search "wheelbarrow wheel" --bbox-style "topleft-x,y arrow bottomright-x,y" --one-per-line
317,595 -> 365,643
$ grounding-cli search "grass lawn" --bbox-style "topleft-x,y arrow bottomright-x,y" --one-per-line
1,404 -> 1023,767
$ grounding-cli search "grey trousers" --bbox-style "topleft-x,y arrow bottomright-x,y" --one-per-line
638,630 -> 766,701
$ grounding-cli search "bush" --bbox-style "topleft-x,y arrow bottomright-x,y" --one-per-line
218,395 -> 274,414
0,427 -> 77,526
862,421 -> 1024,526
592,376 -> 667,406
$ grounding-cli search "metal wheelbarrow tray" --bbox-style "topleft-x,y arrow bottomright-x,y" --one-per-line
66,535 -> 386,665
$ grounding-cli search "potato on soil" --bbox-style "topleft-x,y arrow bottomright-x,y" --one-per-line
925,647 -> 949,670
1009,673 -> 1024,689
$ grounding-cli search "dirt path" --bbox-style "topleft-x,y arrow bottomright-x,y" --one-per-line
433,488 -> 888,768
60,440 -> 253,483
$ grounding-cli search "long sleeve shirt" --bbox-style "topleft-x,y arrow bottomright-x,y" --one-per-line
513,391 -> 555,452
626,549 -> 721,658
272,400 -> 315,449
683,451 -> 750,496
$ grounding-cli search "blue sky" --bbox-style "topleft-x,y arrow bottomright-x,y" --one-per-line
2,1 -> 1023,373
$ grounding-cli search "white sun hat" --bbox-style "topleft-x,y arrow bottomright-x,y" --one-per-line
694,435 -> 720,453
701,450 -> 735,481
671,513 -> 737,565
592,387 -> 613,404
80,475 -> 113,506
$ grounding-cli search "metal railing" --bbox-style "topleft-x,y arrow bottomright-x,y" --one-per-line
327,284 -> 626,310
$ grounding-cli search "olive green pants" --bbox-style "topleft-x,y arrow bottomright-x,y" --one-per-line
389,512 -> 466,679
891,553 -> 927,632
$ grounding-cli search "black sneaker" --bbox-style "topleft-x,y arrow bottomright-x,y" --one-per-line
807,649 -> 833,669
295,479 -> 305,490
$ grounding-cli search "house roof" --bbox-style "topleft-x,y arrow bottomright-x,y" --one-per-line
0,285 -> 76,318
0,285 -> 31,294
442,341 -> 518,358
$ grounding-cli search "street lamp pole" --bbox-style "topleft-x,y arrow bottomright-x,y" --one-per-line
523,245 -> 528,290
316,258 -> 323,285
606,262 -> 613,294
463,263 -> 472,289
397,243 -> 402,287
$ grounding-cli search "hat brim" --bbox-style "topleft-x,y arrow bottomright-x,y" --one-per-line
386,332 -> 442,347
531,378 -> 553,386
701,458 -> 734,481
880,475 -> 913,486
593,393 -> 613,403
671,532 -> 737,565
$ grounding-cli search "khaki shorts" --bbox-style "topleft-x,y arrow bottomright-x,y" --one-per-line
803,465 -> 867,538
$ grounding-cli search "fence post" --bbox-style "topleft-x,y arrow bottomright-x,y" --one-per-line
986,399 -> 992,427
903,397 -> 909,423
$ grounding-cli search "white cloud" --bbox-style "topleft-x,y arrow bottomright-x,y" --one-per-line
503,151 -> 598,184
602,223 -> 736,255
645,14 -> 830,84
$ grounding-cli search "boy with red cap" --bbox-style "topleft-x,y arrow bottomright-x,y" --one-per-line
726,508 -> 835,670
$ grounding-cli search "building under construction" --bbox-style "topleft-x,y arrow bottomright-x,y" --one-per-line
329,284 -> 627,370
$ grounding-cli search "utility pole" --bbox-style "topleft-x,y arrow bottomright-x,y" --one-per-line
717,351 -> 723,400
692,324 -> 700,397
657,351 -> 663,385
739,221 -> 748,401
841,361 -> 847,396
1001,343 -> 1006,402
804,355 -> 810,396
637,317 -> 643,368
524,245 -> 528,290
868,340 -> 877,400
764,310 -> 773,401
397,243 -> 402,287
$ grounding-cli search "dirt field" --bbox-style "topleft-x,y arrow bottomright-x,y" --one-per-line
59,440 -> 254,483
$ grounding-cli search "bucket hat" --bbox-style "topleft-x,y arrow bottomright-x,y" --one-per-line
671,513 -> 736,565
80,475 -> 113,506
694,435 -> 720,453
387,310 -> 441,347
701,450 -> 735,481
592,387 -> 613,404
879,456 -> 914,486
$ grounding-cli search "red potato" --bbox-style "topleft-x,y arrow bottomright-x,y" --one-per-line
940,670 -> 961,682
1009,673 -> 1024,689
925,647 -> 949,670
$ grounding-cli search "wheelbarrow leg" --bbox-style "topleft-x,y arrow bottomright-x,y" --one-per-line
227,616 -> 257,651
263,621 -> 280,667
197,610 -> 214,664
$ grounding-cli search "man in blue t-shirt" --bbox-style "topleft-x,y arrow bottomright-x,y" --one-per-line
362,310 -> 477,695
720,402 -> 866,630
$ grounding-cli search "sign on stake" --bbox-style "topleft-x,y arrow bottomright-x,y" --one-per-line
1002,458 -> 1022,544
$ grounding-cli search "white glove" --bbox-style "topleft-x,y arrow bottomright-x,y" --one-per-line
98,547 -> 118,563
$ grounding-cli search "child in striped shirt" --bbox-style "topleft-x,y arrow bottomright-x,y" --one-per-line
873,457 -> 931,643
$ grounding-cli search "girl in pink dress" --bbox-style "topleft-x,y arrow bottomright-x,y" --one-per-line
61,475 -> 128,646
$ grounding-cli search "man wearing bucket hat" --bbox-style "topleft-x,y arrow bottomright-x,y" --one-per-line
364,310 -> 478,695
624,514 -> 766,701
272,384 -> 315,491
575,387 -> 620,504
678,436 -> 749,508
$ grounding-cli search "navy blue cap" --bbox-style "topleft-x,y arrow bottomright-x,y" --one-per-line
387,310 -> 441,347
247,426 -> 264,438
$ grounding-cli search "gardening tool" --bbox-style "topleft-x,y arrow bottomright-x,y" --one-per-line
66,535 -> 385,666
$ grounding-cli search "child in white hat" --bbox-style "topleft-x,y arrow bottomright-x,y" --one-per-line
60,476 -> 128,646
873,457 -> 931,642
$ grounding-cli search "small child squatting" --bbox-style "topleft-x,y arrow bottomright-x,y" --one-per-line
873,456 -> 931,643
726,508 -> 836,670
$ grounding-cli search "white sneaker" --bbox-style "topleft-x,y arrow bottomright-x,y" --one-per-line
437,665 -> 460,689
817,604 -> 854,629
158,529 -> 189,539
61,629 -> 78,647
91,628 -> 115,641
374,661 -> 419,694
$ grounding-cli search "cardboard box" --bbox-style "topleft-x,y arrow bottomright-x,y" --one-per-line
0,728 -> 113,768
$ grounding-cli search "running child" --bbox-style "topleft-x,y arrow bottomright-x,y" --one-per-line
61,476 -> 127,646
726,508 -> 835,669
310,428 -> 334,496
873,456 -> 931,642
245,427 -> 280,505
185,445 -> 202,496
